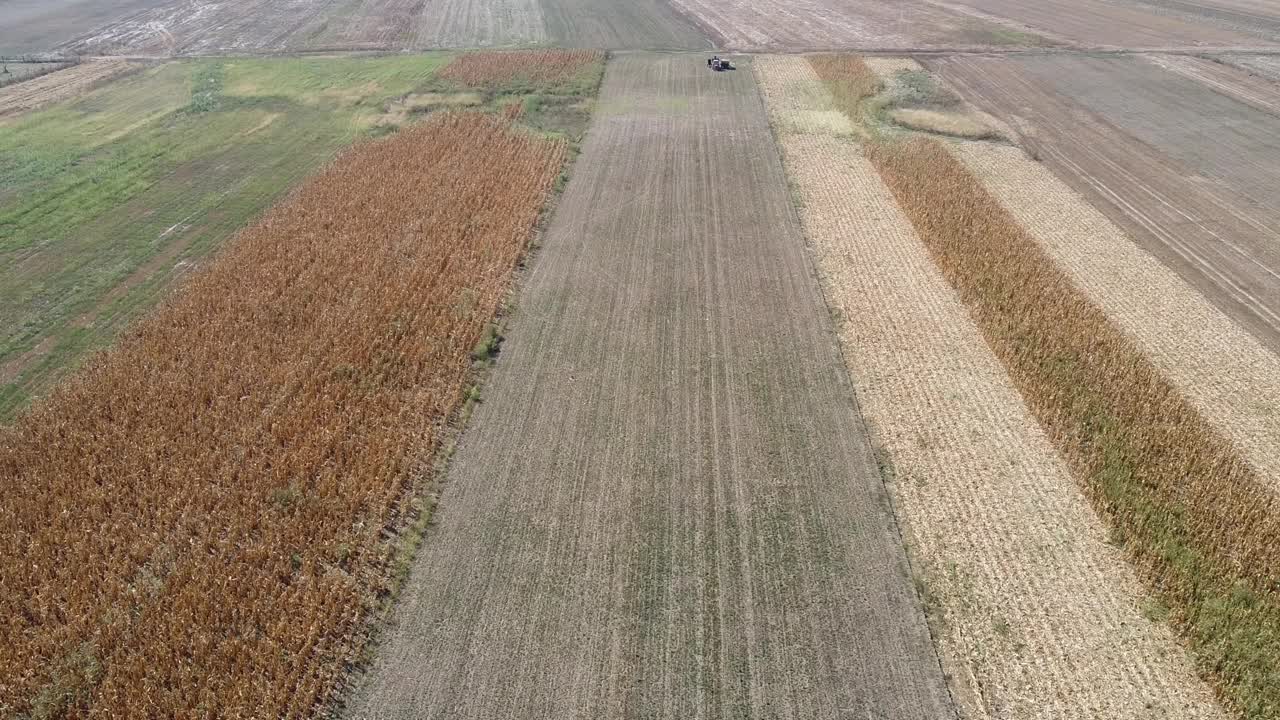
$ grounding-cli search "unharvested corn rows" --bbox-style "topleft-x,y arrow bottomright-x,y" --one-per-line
865,135 -> 1280,718
0,111 -> 566,718
439,49 -> 604,89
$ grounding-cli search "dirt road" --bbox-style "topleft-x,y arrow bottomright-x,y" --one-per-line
347,54 -> 953,720
934,54 -> 1280,354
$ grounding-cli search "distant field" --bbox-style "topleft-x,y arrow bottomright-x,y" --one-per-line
0,55 -> 460,419
932,54 -> 1280,353
0,0 -> 167,55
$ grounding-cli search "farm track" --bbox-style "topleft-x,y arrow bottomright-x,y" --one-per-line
348,54 -> 952,720
754,54 -> 1226,720
0,59 -> 133,116
954,142 -> 1280,495
933,54 -> 1280,354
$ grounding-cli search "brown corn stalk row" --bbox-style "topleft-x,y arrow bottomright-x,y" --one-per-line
438,49 -> 603,89
865,135 -> 1280,717
0,111 -> 566,719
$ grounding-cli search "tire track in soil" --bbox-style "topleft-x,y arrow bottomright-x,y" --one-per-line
346,53 -> 952,720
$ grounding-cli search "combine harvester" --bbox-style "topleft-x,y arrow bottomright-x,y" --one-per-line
707,55 -> 735,71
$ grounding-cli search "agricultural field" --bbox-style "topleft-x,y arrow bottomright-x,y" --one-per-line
933,54 -> 1280,353
349,53 -> 952,719
0,52 -> 590,717
755,54 -> 1228,720
0,50 -> 602,421
751,50 -> 1280,719
4,0 -> 1280,718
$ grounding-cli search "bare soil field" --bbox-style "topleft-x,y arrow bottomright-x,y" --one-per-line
0,0 -> 167,54
0,59 -> 133,117
414,0 -> 546,48
1220,52 -> 1280,79
539,0 -> 710,49
933,54 -> 1280,353
1130,0 -> 1280,41
53,0 -> 707,53
665,0 -> 1045,50
1146,54 -> 1280,114
755,54 -> 1227,720
347,54 -> 952,720
928,0 -> 1265,46
63,0 -> 352,55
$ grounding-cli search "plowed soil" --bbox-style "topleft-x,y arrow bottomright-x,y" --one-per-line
927,0 -> 1263,46
539,0 -> 710,49
347,54 -> 952,720
755,54 -> 1227,720
933,54 -> 1280,353
1130,0 -> 1280,41
666,0 -> 1044,50
0,0 -> 166,54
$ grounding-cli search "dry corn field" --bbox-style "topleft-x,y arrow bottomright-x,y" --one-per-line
0,111 -> 565,719
438,49 -> 604,88
866,135 -> 1280,718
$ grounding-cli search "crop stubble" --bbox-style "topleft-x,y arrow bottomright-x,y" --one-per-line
954,142 -> 1280,498
0,112 -> 565,718
0,60 -> 134,117
755,54 -> 1226,720
349,54 -> 951,720
868,135 -> 1280,717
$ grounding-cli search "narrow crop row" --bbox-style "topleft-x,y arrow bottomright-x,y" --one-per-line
438,49 -> 604,90
0,111 -> 566,718
865,135 -> 1280,718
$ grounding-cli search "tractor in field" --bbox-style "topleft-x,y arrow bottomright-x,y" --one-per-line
707,56 -> 734,71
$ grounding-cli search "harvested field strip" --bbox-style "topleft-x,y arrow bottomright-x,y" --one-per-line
775,131 -> 1224,720
438,49 -> 604,91
752,55 -> 854,137
954,142 -> 1280,502
350,53 -> 952,719
0,112 -> 566,718
0,59 -> 133,117
866,136 -> 1280,718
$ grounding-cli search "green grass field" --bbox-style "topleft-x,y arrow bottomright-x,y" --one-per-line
0,55 -> 463,419
0,52 -> 602,421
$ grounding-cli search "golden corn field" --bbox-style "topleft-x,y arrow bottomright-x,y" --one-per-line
866,135 -> 1280,717
439,49 -> 605,89
0,111 -> 566,718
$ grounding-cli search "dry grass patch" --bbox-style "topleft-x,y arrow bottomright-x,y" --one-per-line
0,112 -> 566,718
888,107 -> 999,139
866,135 -> 1280,719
